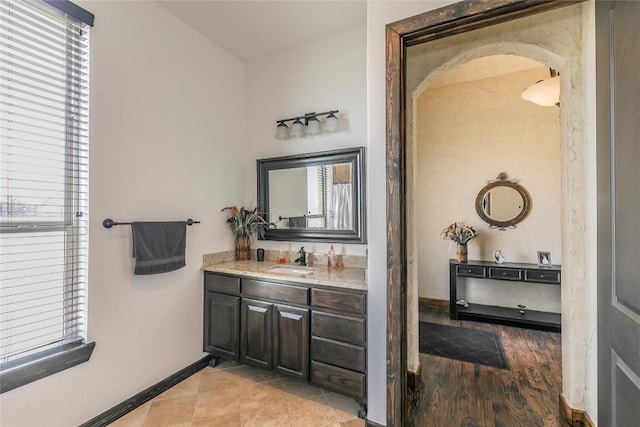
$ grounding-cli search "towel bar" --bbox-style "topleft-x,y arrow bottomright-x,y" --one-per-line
278,215 -> 307,221
102,218 -> 200,228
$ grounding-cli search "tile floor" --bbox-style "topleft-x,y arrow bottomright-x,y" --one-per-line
109,361 -> 365,427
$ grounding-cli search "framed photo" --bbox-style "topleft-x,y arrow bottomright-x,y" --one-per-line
537,251 -> 551,266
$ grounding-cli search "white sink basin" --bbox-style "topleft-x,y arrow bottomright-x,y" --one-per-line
268,265 -> 316,276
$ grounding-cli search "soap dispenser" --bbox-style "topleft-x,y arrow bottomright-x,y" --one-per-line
327,245 -> 337,271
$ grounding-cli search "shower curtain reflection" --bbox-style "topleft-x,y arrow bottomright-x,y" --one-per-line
332,183 -> 352,229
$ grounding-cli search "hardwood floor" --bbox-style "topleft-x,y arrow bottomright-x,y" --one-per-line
408,304 -> 563,427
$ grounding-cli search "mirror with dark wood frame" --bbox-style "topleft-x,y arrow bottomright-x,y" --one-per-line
475,172 -> 532,229
257,147 -> 366,243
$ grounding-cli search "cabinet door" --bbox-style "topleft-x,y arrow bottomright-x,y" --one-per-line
241,299 -> 273,369
204,292 -> 239,359
274,304 -> 309,380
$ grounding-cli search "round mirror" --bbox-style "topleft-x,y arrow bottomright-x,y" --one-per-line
475,173 -> 531,229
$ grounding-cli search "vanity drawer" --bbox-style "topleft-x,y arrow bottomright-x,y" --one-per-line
242,279 -> 308,305
311,288 -> 366,315
489,268 -> 522,281
525,269 -> 561,284
311,361 -> 366,400
205,273 -> 240,295
312,311 -> 365,345
311,336 -> 365,373
456,265 -> 486,278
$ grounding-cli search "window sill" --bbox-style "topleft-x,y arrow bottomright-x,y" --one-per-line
0,341 -> 95,394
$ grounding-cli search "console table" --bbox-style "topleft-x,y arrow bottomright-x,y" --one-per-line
449,259 -> 561,331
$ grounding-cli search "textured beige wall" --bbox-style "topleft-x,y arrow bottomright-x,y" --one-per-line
416,63 -> 562,312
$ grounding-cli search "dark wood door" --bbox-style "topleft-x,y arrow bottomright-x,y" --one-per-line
203,292 -> 239,359
273,304 -> 309,379
596,1 -> 640,425
241,298 -> 273,369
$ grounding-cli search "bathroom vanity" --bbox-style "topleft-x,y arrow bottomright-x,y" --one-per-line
202,261 -> 367,417
449,259 -> 561,331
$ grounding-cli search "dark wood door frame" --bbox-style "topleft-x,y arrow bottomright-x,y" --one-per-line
384,1 -> 580,425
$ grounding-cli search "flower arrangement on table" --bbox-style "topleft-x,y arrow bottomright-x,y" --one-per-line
441,222 -> 478,244
441,222 -> 477,262
221,205 -> 270,260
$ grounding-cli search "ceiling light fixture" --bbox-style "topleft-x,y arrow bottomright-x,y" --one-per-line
521,68 -> 560,107
274,110 -> 340,140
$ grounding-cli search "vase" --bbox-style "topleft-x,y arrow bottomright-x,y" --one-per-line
456,243 -> 468,263
235,236 -> 250,261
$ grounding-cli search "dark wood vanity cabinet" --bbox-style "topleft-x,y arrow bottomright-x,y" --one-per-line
203,271 -> 367,416
273,304 -> 309,379
240,298 -> 273,369
309,287 -> 367,416
203,278 -> 239,359
239,298 -> 311,379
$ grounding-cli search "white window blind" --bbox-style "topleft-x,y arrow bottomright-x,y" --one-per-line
306,165 -> 332,229
0,0 -> 90,364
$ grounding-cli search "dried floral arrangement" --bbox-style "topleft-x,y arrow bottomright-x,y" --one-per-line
441,222 -> 478,244
221,206 -> 269,238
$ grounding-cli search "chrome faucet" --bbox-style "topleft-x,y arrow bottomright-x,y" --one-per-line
294,247 -> 306,266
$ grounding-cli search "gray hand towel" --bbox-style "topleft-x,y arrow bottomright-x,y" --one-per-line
131,222 -> 186,275
288,216 -> 306,228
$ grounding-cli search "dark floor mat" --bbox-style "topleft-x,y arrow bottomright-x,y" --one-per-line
419,321 -> 510,370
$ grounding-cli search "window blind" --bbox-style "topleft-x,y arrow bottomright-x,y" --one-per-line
306,165 -> 332,229
0,0 -> 90,364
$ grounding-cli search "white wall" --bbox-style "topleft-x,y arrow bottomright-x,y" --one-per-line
416,65 -> 562,312
244,27 -> 368,257
0,2 -> 246,425
366,2 -> 457,424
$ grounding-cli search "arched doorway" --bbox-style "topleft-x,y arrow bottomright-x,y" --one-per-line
406,53 -> 563,425
385,2 -> 597,425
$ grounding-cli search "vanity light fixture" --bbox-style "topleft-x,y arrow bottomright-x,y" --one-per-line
521,68 -> 560,107
274,110 -> 339,140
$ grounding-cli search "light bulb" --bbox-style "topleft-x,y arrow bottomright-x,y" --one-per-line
324,113 -> 339,133
521,76 -> 560,107
290,119 -> 305,138
307,116 -> 321,135
275,122 -> 290,140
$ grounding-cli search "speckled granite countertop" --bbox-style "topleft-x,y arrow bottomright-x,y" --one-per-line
202,260 -> 367,291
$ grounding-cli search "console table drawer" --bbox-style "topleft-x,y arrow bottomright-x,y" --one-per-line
488,268 -> 522,281
525,269 -> 561,284
456,265 -> 486,278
